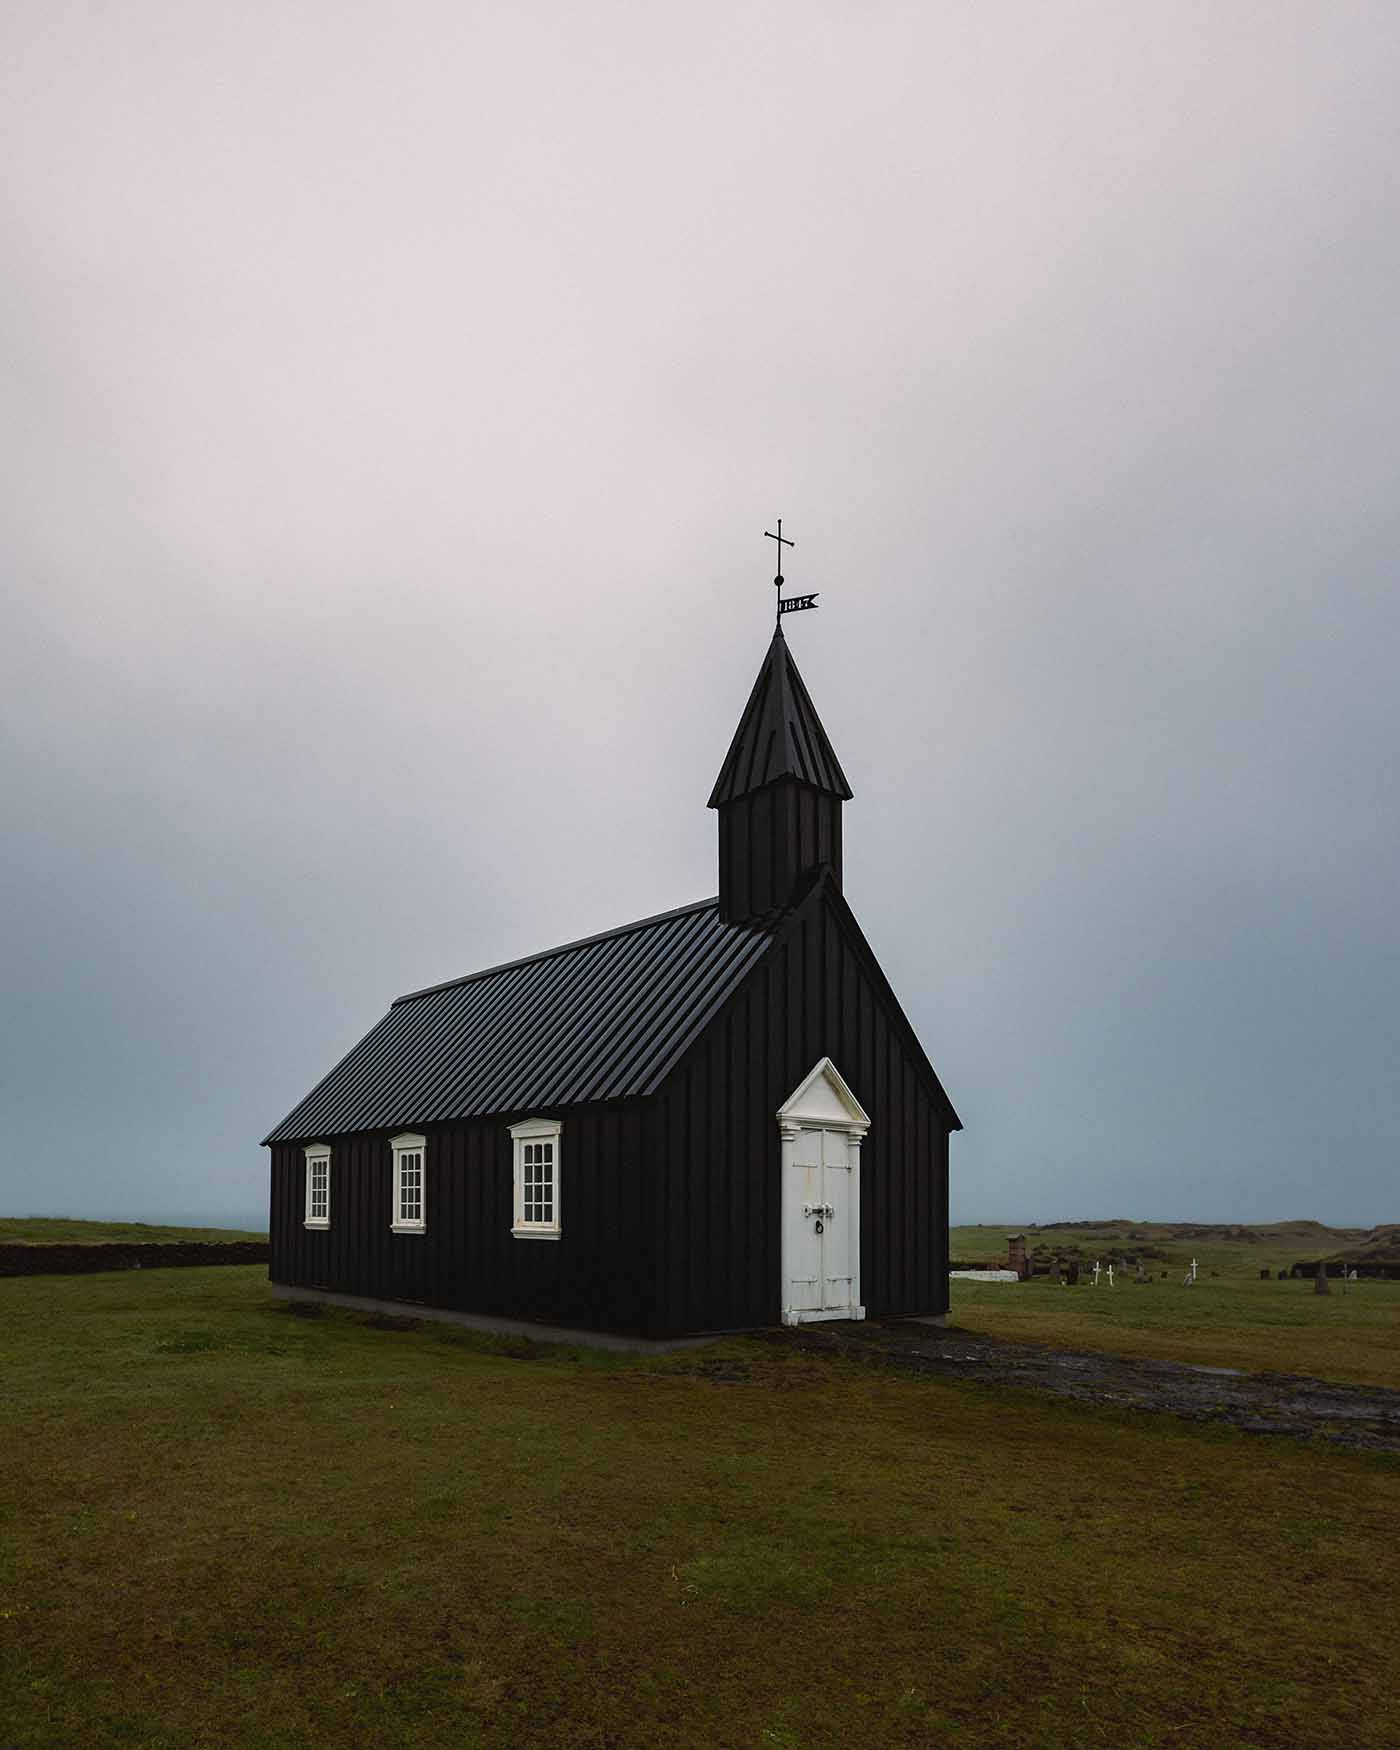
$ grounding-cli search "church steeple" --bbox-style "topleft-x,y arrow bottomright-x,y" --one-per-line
709,626 -> 853,925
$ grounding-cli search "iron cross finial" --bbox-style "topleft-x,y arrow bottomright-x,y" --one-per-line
764,519 -> 794,590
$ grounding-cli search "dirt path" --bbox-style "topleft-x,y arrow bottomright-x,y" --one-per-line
790,1319 -> 1400,1456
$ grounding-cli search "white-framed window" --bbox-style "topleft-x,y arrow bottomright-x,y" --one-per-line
303,1143 -> 331,1229
390,1132 -> 427,1233
509,1118 -> 561,1239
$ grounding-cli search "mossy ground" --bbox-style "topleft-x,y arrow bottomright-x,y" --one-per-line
3,1266 -> 1398,1747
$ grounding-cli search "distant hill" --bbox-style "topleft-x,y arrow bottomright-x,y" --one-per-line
1324,1228 -> 1400,1270
1031,1219 -> 1370,1243
951,1220 -> 1395,1276
0,1217 -> 268,1246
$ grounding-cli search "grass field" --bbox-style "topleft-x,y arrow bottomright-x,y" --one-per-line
3,1267 -> 1398,1748
948,1220 -> 1400,1389
0,1217 -> 266,1245
949,1276 -> 1400,1390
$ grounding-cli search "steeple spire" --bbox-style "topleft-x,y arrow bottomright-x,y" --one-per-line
709,628 -> 852,924
708,627 -> 852,808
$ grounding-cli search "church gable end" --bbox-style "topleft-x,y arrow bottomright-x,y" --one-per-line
641,871 -> 957,1335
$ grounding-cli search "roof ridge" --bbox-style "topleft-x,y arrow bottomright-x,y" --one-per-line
390,897 -> 720,1007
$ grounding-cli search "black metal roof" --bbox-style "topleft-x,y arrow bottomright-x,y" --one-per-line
708,626 -> 853,807
262,899 -> 776,1144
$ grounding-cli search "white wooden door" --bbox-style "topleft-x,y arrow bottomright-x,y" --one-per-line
784,1124 -> 858,1319
816,1128 -> 855,1310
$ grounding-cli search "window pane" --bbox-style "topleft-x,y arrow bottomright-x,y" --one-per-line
516,1131 -> 558,1228
310,1156 -> 328,1220
398,1149 -> 423,1222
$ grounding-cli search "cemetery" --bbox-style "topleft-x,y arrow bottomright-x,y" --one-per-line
942,1221 -> 1400,1394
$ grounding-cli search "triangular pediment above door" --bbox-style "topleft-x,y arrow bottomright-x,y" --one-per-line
776,1057 -> 871,1132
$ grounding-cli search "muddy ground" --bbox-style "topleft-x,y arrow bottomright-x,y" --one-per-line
785,1319 -> 1400,1456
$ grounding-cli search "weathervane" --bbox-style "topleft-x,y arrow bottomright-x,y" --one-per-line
764,519 -> 818,622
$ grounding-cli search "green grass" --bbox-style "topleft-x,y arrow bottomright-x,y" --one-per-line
3,1269 -> 1399,1748
949,1220 -> 1400,1388
0,1216 -> 266,1245
950,1274 -> 1400,1389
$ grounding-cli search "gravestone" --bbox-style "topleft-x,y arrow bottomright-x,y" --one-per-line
1049,1257 -> 1062,1285
1314,1263 -> 1331,1295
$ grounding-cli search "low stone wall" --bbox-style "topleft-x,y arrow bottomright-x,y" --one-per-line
0,1241 -> 269,1277
1291,1259 -> 1400,1281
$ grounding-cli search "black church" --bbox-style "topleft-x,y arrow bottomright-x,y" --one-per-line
264,617 -> 960,1339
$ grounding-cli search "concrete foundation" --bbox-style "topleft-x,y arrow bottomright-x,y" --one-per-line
269,1282 -> 714,1353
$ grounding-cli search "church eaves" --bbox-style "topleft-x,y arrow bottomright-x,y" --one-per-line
707,626 -> 853,808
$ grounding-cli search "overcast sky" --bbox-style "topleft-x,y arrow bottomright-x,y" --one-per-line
3,2 -> 1396,1231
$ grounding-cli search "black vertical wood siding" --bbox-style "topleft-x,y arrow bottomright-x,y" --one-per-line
645,885 -> 952,1334
718,778 -> 843,924
269,1102 -> 648,1333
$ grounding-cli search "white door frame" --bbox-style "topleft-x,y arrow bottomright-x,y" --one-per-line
778,1057 -> 871,1325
